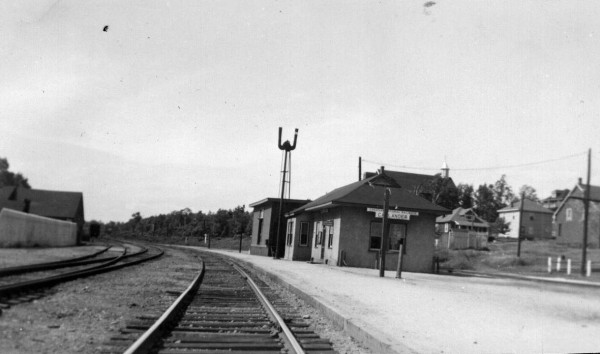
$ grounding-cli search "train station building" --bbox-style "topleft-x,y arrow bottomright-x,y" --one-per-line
250,167 -> 451,273
283,169 -> 448,273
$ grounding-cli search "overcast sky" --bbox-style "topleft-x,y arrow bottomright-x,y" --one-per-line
1,0 -> 599,222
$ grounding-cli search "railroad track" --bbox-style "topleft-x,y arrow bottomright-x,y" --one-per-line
0,242 -> 163,313
103,251 -> 336,354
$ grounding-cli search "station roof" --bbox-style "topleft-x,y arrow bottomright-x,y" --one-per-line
288,173 -> 449,216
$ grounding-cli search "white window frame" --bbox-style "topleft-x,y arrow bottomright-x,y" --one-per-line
566,208 -> 572,221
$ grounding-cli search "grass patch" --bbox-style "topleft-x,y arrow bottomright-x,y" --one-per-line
439,239 -> 600,281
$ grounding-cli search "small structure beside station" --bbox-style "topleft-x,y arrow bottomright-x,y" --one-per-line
249,198 -> 311,258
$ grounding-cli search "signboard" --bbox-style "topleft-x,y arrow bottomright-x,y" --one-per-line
323,220 -> 334,226
367,208 -> 419,220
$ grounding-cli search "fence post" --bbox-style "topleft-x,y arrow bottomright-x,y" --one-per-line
567,259 -> 571,275
586,260 -> 592,277
556,256 -> 561,272
547,257 -> 552,273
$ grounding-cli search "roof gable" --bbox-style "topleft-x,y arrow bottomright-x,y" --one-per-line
289,173 -> 449,215
436,207 -> 489,227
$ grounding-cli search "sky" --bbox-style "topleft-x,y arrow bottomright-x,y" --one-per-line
1,0 -> 600,222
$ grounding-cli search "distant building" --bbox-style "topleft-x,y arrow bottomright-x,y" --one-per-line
285,170 -> 449,273
435,207 -> 489,249
249,198 -> 311,258
541,189 -> 570,211
497,199 -> 553,239
0,186 -> 85,241
553,180 -> 600,248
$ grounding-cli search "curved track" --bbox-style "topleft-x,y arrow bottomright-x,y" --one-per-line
0,242 -> 163,311
108,250 -> 336,354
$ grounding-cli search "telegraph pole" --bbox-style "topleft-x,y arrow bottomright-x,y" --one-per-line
358,156 -> 362,181
517,192 -> 525,257
379,186 -> 391,277
274,127 -> 298,259
581,148 -> 591,275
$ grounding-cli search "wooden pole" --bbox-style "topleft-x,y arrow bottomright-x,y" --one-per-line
379,187 -> 391,277
358,156 -> 362,181
395,242 -> 404,278
581,148 -> 591,275
517,192 -> 525,257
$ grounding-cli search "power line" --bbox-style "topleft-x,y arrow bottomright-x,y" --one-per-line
362,151 -> 588,173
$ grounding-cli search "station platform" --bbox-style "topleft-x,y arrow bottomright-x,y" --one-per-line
183,247 -> 600,354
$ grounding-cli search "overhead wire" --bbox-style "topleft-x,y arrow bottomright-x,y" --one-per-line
361,151 -> 588,173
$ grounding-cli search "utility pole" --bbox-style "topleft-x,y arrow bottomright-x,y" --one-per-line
358,156 -> 362,181
380,186 -> 391,277
367,166 -> 401,277
581,148 -> 591,275
274,127 -> 298,259
517,192 -> 525,257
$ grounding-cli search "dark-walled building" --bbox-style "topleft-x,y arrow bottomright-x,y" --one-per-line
249,197 -> 311,257
553,180 -> 600,248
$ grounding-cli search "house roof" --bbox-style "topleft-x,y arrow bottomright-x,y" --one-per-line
288,173 -> 449,216
554,182 -> 600,217
435,207 -> 490,228
0,186 -> 83,219
498,199 -> 553,214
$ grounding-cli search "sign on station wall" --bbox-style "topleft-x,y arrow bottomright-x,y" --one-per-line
367,208 -> 419,220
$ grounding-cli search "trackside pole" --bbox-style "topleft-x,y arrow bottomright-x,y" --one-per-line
586,260 -> 592,277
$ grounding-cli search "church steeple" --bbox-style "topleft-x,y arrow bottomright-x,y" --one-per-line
441,160 -> 449,178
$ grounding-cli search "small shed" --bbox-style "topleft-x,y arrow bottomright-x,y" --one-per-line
249,198 -> 311,258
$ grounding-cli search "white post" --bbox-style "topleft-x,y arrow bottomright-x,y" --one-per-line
556,257 -> 561,272
567,259 -> 572,275
586,260 -> 592,277
547,257 -> 552,273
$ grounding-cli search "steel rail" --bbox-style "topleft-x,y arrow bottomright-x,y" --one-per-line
0,244 -> 160,298
232,262 -> 306,354
123,260 -> 205,354
0,245 -> 112,277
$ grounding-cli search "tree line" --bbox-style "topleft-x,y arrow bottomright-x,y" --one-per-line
100,205 -> 252,239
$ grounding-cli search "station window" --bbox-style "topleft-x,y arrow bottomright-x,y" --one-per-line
328,224 -> 334,248
566,208 -> 572,221
299,222 -> 309,246
389,223 -> 407,254
369,221 -> 407,253
369,221 -> 382,250
286,220 -> 294,246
